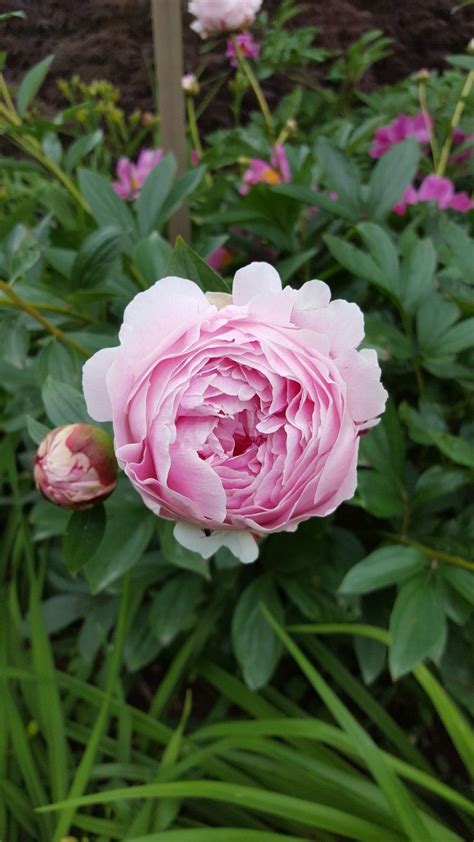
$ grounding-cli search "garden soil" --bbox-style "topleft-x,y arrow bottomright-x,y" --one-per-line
1,0 -> 473,130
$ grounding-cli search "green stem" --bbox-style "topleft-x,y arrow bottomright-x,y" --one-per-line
53,573 -> 131,841
387,533 -> 474,572
232,36 -> 273,138
186,96 -> 203,157
436,69 -> 474,177
0,298 -> 95,323
417,77 -> 439,169
0,281 -> 90,358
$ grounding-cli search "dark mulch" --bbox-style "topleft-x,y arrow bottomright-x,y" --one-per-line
1,0 -> 473,130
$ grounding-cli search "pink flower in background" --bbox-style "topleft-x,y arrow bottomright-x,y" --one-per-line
240,145 -> 291,194
393,175 -> 473,215
112,148 -> 164,200
83,263 -> 387,564
189,0 -> 263,38
208,245 -> 233,271
370,112 -> 433,159
34,424 -> 117,509
450,127 -> 474,166
191,149 -> 202,166
226,32 -> 261,67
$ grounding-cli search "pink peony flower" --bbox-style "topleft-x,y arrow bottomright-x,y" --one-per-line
34,424 -> 117,509
226,32 -> 261,67
188,0 -> 263,38
393,175 -> 473,215
83,263 -> 387,564
112,148 -> 164,200
240,145 -> 291,195
370,112 -> 433,159
208,245 -> 233,271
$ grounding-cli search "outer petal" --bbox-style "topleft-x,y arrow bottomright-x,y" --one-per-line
297,299 -> 364,355
232,262 -> 282,305
174,521 -> 259,564
82,347 -> 117,422
119,276 -> 212,361
335,348 -> 388,425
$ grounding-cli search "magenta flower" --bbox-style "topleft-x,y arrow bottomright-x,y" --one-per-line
370,112 -> 433,159
393,175 -> 473,215
112,148 -> 164,200
226,32 -> 260,68
240,145 -> 291,195
34,424 -> 117,509
450,127 -> 474,166
208,245 -> 233,272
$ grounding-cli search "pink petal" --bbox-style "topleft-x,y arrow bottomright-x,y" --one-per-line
232,262 -> 282,305
82,347 -> 118,422
335,348 -> 388,425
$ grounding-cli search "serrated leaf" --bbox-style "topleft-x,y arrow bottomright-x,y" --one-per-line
339,545 -> 426,595
63,504 -> 107,575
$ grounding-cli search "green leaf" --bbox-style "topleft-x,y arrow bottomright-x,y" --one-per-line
63,504 -> 107,575
357,222 -> 400,296
149,574 -> 203,646
157,165 -> 206,226
323,235 -> 387,291
400,238 -> 436,315
272,183 -> 355,221
63,129 -> 103,172
416,292 -> 459,353
368,138 -> 420,219
356,469 -> 404,518
232,576 -> 284,690
434,318 -> 474,356
133,233 -> 172,286
157,519 -> 210,579
42,376 -> 90,426
360,400 -> 405,483
339,546 -> 426,595
166,237 -> 230,293
429,430 -> 474,468
84,488 -> 154,593
70,224 -> 122,289
364,316 -> 412,360
78,168 -> 136,249
446,54 -> 474,70
354,635 -> 386,686
389,574 -> 446,678
26,415 -> 50,445
16,54 -> 54,116
0,10 -> 26,21
315,138 -> 361,216
136,153 -> 177,237
414,465 -> 468,504
442,567 -> 474,607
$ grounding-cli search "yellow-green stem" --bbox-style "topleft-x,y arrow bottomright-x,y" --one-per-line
186,96 -> 203,157
388,533 -> 474,572
436,69 -> 474,177
417,77 -> 439,168
232,36 -> 273,139
0,281 -> 90,358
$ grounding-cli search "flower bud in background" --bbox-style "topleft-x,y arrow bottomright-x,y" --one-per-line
188,0 -> 263,38
182,73 -> 200,96
226,32 -> 261,68
34,424 -> 117,510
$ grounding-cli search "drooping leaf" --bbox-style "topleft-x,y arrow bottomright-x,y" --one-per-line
63,504 -> 107,575
339,545 -> 426,595
232,576 -> 284,690
389,574 -> 446,678
16,54 -> 54,116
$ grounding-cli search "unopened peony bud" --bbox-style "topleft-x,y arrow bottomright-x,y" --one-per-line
182,73 -> 200,95
34,424 -> 117,509
415,68 -> 430,80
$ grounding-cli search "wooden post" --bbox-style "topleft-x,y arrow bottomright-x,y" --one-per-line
151,0 -> 191,243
